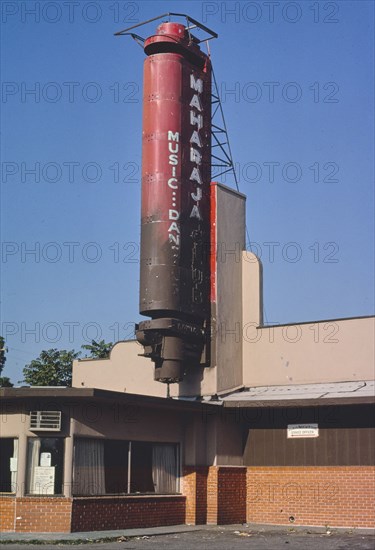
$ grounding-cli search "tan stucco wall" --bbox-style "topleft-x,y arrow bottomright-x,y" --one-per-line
0,399 -> 245,489
242,252 -> 375,386
0,410 -> 28,438
72,251 -> 374,396
71,404 -> 244,467
72,341 -> 167,398
0,407 -> 68,497
214,184 -> 246,393
73,342 -> 218,398
71,402 -> 184,443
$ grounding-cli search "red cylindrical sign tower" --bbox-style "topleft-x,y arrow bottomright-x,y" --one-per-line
136,21 -> 212,382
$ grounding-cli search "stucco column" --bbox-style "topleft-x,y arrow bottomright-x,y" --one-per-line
16,433 -> 27,497
63,418 -> 74,498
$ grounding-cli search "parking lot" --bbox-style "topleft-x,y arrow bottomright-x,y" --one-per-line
1,527 -> 374,550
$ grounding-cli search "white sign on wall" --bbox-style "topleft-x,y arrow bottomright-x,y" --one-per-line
287,423 -> 319,439
32,466 -> 55,495
40,452 -> 52,467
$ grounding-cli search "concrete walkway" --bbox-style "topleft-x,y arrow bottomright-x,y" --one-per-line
1,524 -> 374,543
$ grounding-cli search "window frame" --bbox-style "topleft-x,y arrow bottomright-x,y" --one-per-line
25,436 -> 65,496
72,437 -> 180,497
0,437 -> 19,494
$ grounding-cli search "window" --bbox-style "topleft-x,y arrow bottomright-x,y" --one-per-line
0,438 -> 18,493
131,442 -> 154,493
73,438 -> 178,496
26,438 -> 64,495
105,440 -> 129,494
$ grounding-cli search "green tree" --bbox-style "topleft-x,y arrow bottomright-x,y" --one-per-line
0,377 -> 13,387
0,336 -> 7,375
0,336 -> 13,387
81,339 -> 113,359
22,349 -> 80,387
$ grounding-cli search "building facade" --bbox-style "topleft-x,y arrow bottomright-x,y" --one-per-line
1,183 -> 374,533
1,382 -> 374,532
1,16 -> 374,534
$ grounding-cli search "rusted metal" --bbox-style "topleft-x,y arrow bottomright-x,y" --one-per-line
134,21 -> 213,383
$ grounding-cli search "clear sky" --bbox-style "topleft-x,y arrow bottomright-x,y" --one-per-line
1,0 -> 374,384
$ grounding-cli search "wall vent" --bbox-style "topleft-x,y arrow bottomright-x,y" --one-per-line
29,411 -> 62,431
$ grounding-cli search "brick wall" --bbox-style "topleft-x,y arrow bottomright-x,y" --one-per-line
183,466 -> 208,525
185,465 -> 374,530
218,467 -> 247,525
183,466 -> 247,526
0,497 -> 16,532
247,466 -> 375,528
2,466 -> 374,532
195,468 -> 209,524
206,466 -> 218,524
71,496 -> 186,532
15,498 -> 72,532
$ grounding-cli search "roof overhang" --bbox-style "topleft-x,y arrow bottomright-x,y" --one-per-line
0,387 -> 216,413
220,381 -> 375,408
1,381 -> 373,411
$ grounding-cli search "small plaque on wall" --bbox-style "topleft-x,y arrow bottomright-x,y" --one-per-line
287,423 -> 319,438
32,466 -> 55,494
10,458 -> 18,472
40,452 -> 52,467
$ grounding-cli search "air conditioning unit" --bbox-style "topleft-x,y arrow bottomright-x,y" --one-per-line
29,411 -> 62,431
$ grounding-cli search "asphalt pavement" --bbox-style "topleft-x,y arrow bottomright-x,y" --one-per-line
1,525 -> 374,550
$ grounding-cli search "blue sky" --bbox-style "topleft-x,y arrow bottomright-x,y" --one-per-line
1,0 -> 374,384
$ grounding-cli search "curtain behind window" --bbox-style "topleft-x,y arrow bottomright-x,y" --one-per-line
73,439 -> 105,495
26,438 -> 41,494
11,439 -> 18,492
152,445 -> 176,494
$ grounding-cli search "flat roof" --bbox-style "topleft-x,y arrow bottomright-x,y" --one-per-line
220,380 -> 375,408
1,381 -> 373,410
0,387 -> 213,412
260,314 -> 374,329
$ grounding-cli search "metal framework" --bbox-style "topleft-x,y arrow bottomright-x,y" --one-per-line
115,13 -> 239,191
114,12 -> 218,43
210,68 -> 239,191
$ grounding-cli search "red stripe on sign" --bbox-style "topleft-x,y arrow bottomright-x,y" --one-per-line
210,182 -> 217,303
